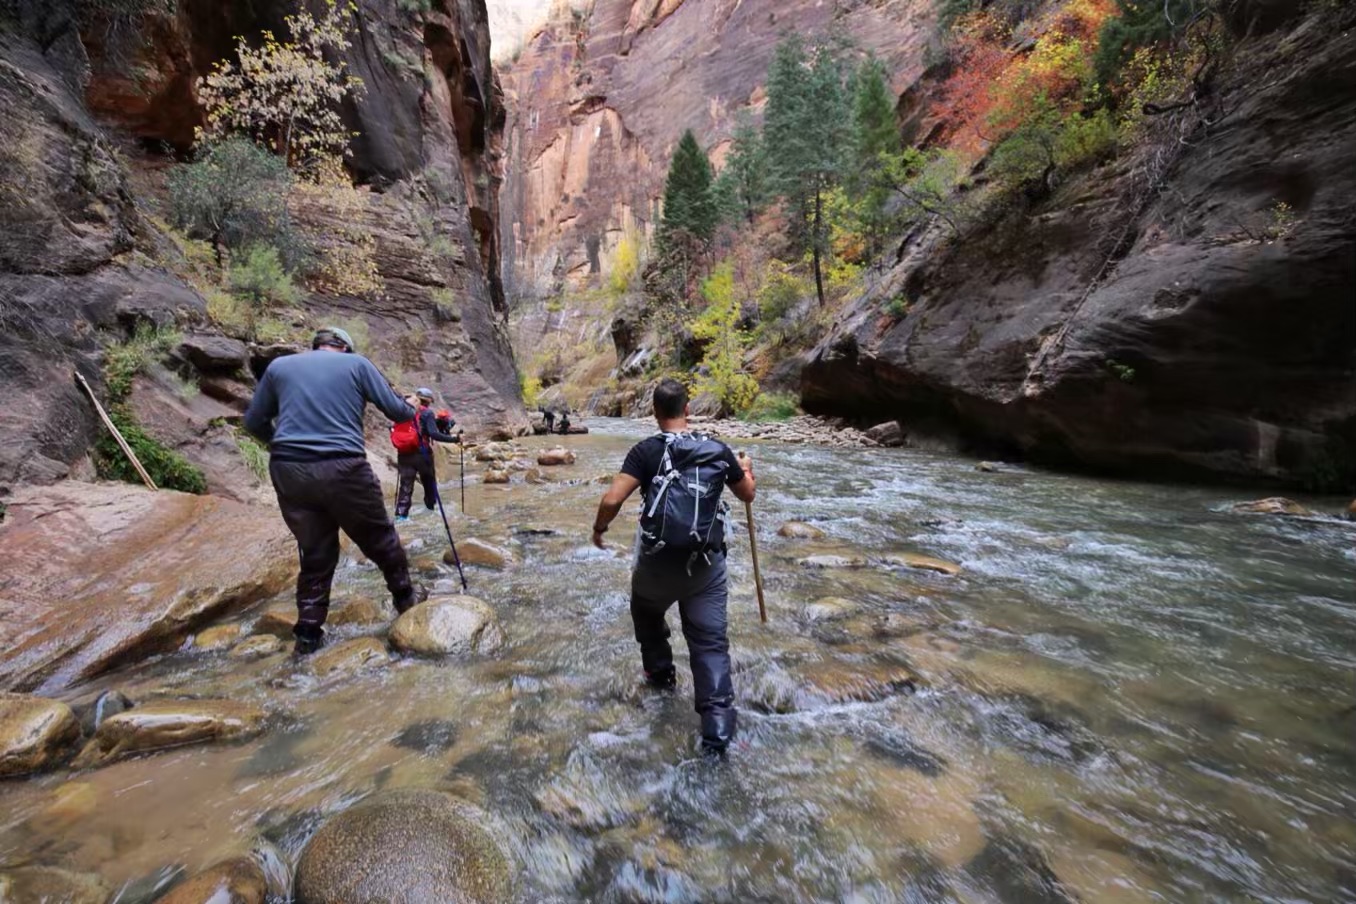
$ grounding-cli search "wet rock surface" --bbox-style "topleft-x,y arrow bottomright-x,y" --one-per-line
778,520 -> 827,539
448,538 -> 514,569
294,789 -> 511,904
390,596 -> 506,657
0,693 -> 80,777
308,638 -> 390,680
229,635 -> 285,659
1230,497 -> 1316,517
537,448 -> 578,466
73,699 -> 267,768
154,856 -> 268,904
0,482 -> 296,693
881,553 -> 963,576
0,866 -> 109,903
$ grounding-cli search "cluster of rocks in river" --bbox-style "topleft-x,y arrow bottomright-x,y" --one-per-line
688,415 -> 904,448
472,440 -> 584,486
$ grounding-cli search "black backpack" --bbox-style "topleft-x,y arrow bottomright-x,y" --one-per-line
639,432 -> 732,557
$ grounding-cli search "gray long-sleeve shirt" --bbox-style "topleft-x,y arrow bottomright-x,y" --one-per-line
243,350 -> 415,462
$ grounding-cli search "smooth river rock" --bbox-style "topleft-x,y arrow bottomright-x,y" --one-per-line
72,699 -> 266,769
155,856 -> 268,904
194,624 -> 244,652
389,596 -> 505,657
797,554 -> 868,569
309,638 -> 390,680
294,790 -> 512,904
483,469 -> 511,484
1230,497 -> 1315,517
778,521 -> 827,540
0,866 -> 109,903
804,597 -> 858,622
229,635 -> 285,659
328,597 -> 389,628
446,539 -> 513,570
536,448 -> 577,466
0,693 -> 81,777
0,482 -> 297,693
881,553 -> 963,576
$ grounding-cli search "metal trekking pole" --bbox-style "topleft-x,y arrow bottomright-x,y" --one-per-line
458,430 -> 466,514
433,485 -> 469,592
737,452 -> 767,623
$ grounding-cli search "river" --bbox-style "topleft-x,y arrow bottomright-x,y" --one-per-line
2,419 -> 1353,902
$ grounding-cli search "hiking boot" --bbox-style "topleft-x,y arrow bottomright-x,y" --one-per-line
643,667 -> 677,691
293,630 -> 325,657
700,707 -> 737,754
393,582 -> 430,615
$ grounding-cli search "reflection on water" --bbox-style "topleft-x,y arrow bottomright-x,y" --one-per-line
2,420 -> 1354,902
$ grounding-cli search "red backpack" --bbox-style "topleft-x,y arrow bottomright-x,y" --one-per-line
390,411 -> 424,454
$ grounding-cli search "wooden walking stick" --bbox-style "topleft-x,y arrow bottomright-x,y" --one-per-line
75,371 -> 158,491
737,452 -> 767,623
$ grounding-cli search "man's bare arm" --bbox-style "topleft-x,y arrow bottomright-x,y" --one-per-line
731,453 -> 756,504
592,473 -> 642,548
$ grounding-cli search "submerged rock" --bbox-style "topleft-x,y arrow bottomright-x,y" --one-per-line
390,596 -> 505,657
327,597 -> 389,628
483,469 -> 512,484
976,461 -> 1000,473
881,553 -> 962,576
194,624 -> 244,651
537,448 -> 577,466
72,699 -> 266,768
1346,499 -> 1356,521
804,597 -> 858,622
0,866 -> 109,903
74,689 -> 133,736
447,539 -> 513,570
1230,497 -> 1315,517
778,521 -> 827,540
309,638 -> 390,680
798,659 -> 920,705
797,554 -> 868,569
251,605 -> 296,639
294,790 -> 511,904
0,693 -> 81,777
391,719 -> 459,755
230,635 -> 285,659
155,856 -> 268,904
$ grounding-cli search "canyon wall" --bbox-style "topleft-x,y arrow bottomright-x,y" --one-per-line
498,0 -> 935,297
0,0 -> 526,498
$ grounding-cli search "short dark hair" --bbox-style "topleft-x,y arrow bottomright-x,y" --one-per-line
653,378 -> 688,419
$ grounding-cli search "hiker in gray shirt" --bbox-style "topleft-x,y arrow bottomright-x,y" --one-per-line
245,327 -> 427,655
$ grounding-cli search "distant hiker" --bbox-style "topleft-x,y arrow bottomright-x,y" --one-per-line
392,388 -> 459,523
244,327 -> 427,655
558,411 -> 572,435
542,408 -> 556,433
591,378 -> 756,754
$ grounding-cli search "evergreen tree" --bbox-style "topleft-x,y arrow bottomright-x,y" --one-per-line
658,129 -> 717,249
849,56 -> 902,255
718,111 -> 770,225
764,34 -> 850,306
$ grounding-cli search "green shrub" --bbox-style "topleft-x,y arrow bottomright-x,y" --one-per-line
94,407 -> 208,494
884,295 -> 912,319
744,392 -> 799,422
234,429 -> 269,482
228,246 -> 299,308
168,138 -> 296,260
104,324 -> 181,401
521,374 -> 544,408
1056,108 -> 1118,170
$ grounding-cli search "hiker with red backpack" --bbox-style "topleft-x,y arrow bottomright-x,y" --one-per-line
392,388 -> 459,523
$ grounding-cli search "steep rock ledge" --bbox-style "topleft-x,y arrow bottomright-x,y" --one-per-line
802,18 -> 1356,489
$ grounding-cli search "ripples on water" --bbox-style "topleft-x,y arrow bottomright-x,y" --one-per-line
2,419 -> 1353,902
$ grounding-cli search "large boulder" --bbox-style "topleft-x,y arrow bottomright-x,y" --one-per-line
0,867 -> 109,903
0,693 -> 81,777
295,790 -> 511,904
536,448 -> 577,466
865,421 -> 906,447
389,596 -> 505,658
0,482 -> 297,693
72,699 -> 266,769
179,333 -> 248,374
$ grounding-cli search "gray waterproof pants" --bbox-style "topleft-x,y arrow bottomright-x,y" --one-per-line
630,551 -> 737,748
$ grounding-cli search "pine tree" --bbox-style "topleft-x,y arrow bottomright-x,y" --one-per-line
658,129 -> 717,249
764,35 -> 850,306
849,56 -> 902,255
718,111 -> 770,225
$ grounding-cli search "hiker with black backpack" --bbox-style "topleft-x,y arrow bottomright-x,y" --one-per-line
392,388 -> 459,523
591,378 -> 756,755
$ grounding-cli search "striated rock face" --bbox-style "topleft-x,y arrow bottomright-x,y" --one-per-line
802,19 -> 1356,490
498,0 -> 933,293
0,0 -> 525,497
0,481 -> 296,693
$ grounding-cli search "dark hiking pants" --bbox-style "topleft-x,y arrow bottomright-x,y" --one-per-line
395,450 -> 438,517
270,456 -> 413,641
631,551 -> 737,748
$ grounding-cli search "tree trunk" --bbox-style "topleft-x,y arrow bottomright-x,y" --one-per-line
812,186 -> 826,307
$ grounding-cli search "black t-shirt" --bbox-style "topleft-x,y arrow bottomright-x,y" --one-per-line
621,434 -> 745,493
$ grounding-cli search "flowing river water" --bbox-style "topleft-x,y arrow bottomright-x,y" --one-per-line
2,420 -> 1354,903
